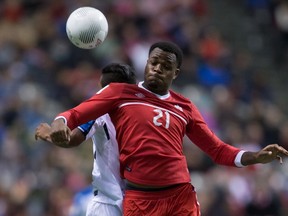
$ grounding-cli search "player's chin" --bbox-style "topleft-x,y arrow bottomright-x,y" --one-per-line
147,79 -> 162,89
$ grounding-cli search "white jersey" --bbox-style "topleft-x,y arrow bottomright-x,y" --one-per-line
78,114 -> 124,213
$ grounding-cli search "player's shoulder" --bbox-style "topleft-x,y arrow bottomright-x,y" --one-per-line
169,90 -> 197,114
169,89 -> 191,104
109,82 -> 139,94
97,83 -> 138,96
109,82 -> 137,88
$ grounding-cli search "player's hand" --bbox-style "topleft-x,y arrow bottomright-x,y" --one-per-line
255,144 -> 288,164
35,123 -> 52,142
50,119 -> 71,146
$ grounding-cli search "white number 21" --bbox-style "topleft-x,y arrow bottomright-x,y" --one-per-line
153,109 -> 170,129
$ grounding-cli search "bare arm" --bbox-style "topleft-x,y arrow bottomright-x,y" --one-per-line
35,122 -> 85,148
241,144 -> 288,166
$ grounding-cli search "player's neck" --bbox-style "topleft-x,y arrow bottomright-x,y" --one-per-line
139,81 -> 170,99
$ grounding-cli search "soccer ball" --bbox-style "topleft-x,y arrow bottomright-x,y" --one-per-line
66,7 -> 108,49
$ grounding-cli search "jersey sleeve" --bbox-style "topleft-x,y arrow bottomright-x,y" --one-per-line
56,84 -> 122,130
186,103 -> 241,167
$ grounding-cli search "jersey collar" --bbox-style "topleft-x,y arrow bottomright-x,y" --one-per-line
138,81 -> 171,100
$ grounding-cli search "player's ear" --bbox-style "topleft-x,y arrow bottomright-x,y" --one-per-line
173,68 -> 180,80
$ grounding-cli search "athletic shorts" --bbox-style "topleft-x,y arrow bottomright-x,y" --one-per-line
123,183 -> 201,216
86,196 -> 122,216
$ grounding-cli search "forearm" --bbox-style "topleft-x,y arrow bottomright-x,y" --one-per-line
50,118 -> 71,146
50,127 -> 84,148
67,129 -> 85,147
240,144 -> 288,166
240,151 -> 258,166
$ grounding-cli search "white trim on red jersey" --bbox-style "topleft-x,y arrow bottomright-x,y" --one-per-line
118,102 -> 188,124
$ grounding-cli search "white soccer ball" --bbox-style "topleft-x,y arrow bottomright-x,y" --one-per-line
66,7 -> 108,49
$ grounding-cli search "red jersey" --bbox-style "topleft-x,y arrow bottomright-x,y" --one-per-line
57,82 -> 241,186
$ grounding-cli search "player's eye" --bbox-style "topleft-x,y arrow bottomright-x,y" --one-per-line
163,65 -> 170,69
149,60 -> 157,66
162,64 -> 172,70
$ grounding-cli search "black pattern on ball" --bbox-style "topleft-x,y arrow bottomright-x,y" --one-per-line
79,24 -> 98,44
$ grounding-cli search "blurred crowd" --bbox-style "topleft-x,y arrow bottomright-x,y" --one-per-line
1,0 -> 288,215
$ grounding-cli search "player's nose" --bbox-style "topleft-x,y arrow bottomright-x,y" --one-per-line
153,64 -> 162,73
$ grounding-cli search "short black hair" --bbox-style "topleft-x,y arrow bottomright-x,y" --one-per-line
101,63 -> 137,87
149,41 -> 183,68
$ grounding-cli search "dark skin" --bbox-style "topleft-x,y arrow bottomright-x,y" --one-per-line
35,122 -> 84,148
143,48 -> 180,95
48,47 -> 288,169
